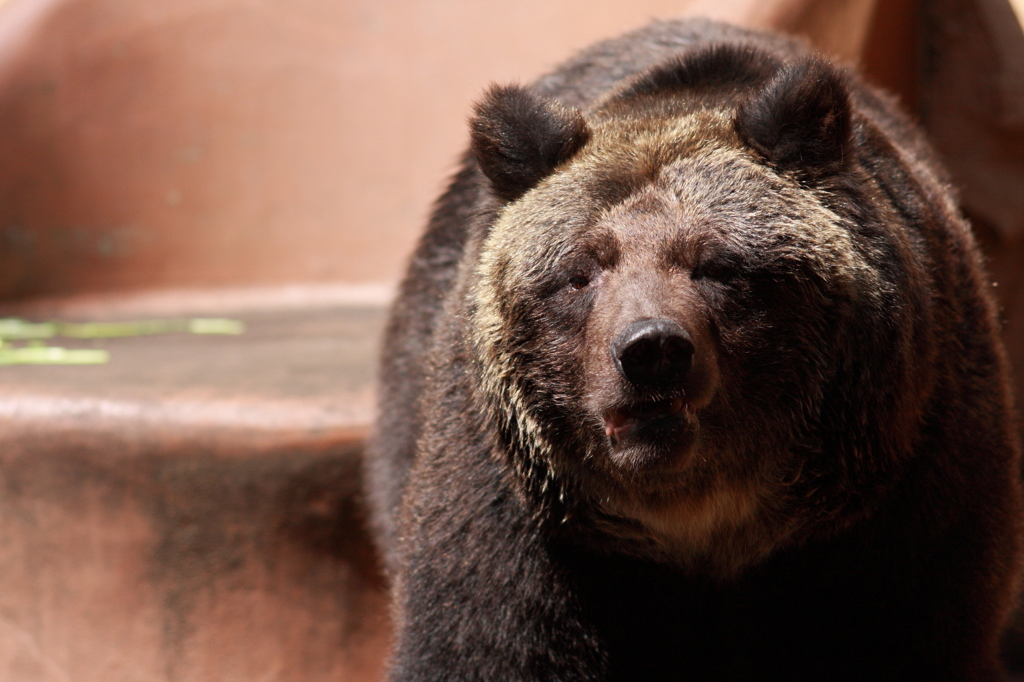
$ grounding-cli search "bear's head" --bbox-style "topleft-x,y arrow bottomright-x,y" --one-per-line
468,45 -> 933,574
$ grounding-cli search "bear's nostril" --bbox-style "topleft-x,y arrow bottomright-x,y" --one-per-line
612,319 -> 694,386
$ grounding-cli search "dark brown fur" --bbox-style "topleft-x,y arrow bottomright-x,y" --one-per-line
366,19 -> 1023,681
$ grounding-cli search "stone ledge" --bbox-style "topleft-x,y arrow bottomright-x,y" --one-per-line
0,299 -> 391,682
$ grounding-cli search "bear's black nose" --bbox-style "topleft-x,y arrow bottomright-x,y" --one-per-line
612,319 -> 694,387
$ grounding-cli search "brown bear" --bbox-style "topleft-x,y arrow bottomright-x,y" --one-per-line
365,18 -> 1024,681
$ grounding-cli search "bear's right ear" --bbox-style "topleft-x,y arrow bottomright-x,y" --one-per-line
470,85 -> 591,203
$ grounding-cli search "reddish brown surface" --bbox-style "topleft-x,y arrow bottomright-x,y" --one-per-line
0,290 -> 397,682
0,433 -> 391,682
0,304 -> 392,682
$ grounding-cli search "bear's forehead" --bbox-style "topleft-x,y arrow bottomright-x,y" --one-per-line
488,120 -> 807,245
479,109 -> 874,292
552,110 -> 804,219
586,108 -> 741,161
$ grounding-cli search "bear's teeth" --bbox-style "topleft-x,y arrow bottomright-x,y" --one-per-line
605,399 -> 685,441
604,409 -> 633,439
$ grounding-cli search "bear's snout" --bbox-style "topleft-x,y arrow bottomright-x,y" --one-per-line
612,318 -> 694,388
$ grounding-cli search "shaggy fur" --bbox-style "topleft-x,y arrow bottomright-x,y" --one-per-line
366,19 -> 1023,681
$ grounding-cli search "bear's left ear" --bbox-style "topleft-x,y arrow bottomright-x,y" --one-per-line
734,57 -> 852,179
470,84 -> 591,203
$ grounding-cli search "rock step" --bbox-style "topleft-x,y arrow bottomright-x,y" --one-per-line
0,302 -> 390,682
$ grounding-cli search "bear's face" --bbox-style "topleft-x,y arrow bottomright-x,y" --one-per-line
468,50 -> 923,572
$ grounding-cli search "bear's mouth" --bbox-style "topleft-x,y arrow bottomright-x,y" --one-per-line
604,397 -> 689,444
